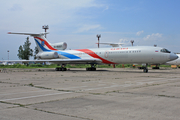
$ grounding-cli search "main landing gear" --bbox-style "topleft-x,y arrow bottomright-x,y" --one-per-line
55,64 -> 67,71
86,64 -> 96,71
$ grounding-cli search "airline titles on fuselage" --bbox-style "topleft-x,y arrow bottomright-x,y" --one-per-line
111,47 -> 128,50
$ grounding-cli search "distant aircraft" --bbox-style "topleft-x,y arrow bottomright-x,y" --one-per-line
7,32 -> 178,73
166,54 -> 180,65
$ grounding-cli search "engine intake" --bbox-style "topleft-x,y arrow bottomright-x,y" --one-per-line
51,42 -> 67,50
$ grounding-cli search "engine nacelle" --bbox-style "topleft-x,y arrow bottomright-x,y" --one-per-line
36,52 -> 59,59
51,42 -> 67,50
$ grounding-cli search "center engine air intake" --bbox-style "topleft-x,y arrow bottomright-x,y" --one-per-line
51,42 -> 67,50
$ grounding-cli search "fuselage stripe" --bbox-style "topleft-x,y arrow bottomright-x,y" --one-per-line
75,49 -> 116,64
35,39 -> 50,51
34,37 -> 58,51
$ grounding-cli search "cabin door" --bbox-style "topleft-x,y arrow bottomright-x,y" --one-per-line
104,51 -> 109,58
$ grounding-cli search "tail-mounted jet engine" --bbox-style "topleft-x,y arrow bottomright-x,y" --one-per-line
36,52 -> 59,59
51,42 -> 67,50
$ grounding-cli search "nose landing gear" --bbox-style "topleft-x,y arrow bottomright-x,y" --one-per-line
143,68 -> 148,73
143,64 -> 148,73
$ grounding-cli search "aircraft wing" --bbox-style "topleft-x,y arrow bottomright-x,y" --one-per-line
2,58 -> 102,64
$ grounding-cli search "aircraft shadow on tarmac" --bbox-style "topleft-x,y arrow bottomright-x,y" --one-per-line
40,68 -> 179,74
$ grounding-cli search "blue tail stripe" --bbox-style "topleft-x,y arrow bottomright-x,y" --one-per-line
35,38 -> 80,59
35,39 -> 50,51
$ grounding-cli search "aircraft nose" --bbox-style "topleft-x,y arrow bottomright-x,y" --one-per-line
170,53 -> 178,61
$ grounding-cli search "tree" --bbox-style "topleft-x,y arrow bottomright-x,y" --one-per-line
17,45 -> 24,59
34,46 -> 39,60
17,37 -> 33,60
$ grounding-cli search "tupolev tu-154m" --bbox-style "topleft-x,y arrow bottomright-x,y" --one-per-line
6,32 -> 178,73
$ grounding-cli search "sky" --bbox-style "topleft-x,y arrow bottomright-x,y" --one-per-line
1,0 -> 180,60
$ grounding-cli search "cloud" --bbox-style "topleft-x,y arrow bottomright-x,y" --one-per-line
9,4 -> 23,11
0,0 -> 105,32
136,30 -> 144,36
103,6 -> 109,11
118,38 -> 133,46
75,24 -> 102,33
143,33 -> 162,41
119,38 -> 129,43
0,0 -> 109,60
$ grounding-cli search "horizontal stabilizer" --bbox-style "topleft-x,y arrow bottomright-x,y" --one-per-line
8,32 -> 49,37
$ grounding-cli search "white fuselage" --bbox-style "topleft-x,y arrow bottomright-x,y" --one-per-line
40,46 -> 177,65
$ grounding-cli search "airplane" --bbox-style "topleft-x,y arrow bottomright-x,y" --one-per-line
165,53 -> 180,65
7,32 -> 178,73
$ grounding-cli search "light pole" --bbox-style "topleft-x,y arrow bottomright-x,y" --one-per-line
42,25 -> 49,65
130,40 -> 134,46
42,25 -> 49,38
7,50 -> 9,61
96,34 -> 101,48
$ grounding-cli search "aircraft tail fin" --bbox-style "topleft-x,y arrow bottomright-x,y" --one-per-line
8,32 -> 57,52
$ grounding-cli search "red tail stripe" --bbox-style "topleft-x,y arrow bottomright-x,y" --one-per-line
76,49 -> 116,64
35,37 -> 58,51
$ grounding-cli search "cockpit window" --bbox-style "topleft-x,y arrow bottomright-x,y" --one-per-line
160,48 -> 171,53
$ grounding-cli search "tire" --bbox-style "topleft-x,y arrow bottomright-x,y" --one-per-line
62,68 -> 67,71
143,68 -> 148,73
55,68 -> 59,71
92,67 -> 96,71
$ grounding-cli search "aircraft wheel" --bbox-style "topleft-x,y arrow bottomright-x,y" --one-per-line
62,67 -> 67,71
59,68 -> 62,71
92,67 -> 96,71
143,68 -> 148,73
86,67 -> 90,71
86,67 -> 96,71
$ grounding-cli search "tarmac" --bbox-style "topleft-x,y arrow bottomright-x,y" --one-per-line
0,67 -> 180,120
